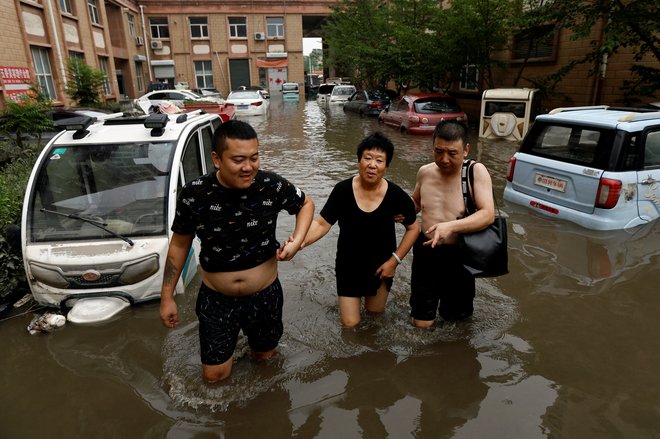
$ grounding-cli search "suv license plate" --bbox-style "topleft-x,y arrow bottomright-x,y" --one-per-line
534,173 -> 567,192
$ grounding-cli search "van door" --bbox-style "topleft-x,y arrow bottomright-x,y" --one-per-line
175,123 -> 215,287
638,128 -> 660,221
179,123 -> 217,186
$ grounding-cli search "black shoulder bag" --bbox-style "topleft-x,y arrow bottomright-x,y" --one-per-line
459,160 -> 509,278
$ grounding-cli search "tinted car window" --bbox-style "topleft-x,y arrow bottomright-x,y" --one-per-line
524,124 -> 616,169
367,90 -> 388,100
645,131 -> 660,168
318,84 -> 335,94
484,101 -> 527,118
414,98 -> 461,114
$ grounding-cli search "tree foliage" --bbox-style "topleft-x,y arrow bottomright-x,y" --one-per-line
0,91 -> 53,150
323,0 -> 658,102
65,58 -> 106,106
322,0 -> 513,93
512,0 -> 659,102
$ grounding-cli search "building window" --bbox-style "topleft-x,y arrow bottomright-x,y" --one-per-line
194,61 -> 213,88
150,17 -> 170,39
460,64 -> 479,91
31,47 -> 57,100
69,51 -> 84,62
511,25 -> 557,63
59,0 -> 73,14
98,56 -> 111,95
88,0 -> 100,25
128,14 -> 136,36
228,17 -> 247,39
189,17 -> 208,39
266,17 -> 284,39
135,62 -> 144,92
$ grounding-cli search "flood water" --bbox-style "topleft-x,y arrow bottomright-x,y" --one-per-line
2,97 -> 660,438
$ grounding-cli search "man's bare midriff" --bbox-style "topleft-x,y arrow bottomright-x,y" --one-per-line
202,256 -> 278,296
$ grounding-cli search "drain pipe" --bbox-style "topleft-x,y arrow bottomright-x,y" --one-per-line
139,4 -> 153,83
46,0 -> 67,97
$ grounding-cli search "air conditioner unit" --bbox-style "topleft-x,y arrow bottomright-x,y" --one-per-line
254,32 -> 265,41
150,40 -> 163,50
135,36 -> 144,46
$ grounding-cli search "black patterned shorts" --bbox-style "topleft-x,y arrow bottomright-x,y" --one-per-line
195,278 -> 283,365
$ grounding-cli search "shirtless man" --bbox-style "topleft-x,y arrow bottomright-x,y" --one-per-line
159,120 -> 314,383
410,121 -> 494,326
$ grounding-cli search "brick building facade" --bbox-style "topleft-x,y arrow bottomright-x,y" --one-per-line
0,0 -> 332,108
0,0 -> 656,113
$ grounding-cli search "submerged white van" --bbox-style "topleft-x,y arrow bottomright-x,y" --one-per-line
21,111 -> 222,323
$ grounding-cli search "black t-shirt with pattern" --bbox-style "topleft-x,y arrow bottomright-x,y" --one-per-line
172,170 -> 306,272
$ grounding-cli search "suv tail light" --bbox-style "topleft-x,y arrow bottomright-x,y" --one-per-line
506,157 -> 516,182
595,178 -> 622,209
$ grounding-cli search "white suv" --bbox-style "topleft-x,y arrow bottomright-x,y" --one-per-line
328,85 -> 357,105
504,106 -> 660,230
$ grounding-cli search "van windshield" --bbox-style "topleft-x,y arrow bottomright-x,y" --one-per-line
28,141 -> 176,242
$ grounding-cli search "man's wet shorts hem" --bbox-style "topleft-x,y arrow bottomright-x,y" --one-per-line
195,279 -> 284,366
410,236 -> 475,322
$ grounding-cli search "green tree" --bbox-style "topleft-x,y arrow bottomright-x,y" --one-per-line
323,0 -> 392,88
322,0 -> 514,93
513,0 -> 659,103
65,58 -> 106,106
437,0 -> 515,90
0,90 -> 53,150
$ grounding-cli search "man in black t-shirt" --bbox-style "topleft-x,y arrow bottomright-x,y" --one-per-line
159,120 -> 314,383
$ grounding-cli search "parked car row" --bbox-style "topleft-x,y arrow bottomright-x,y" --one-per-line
134,86 -> 271,117
336,89 -> 468,135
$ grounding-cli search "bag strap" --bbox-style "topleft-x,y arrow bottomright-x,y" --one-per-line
462,159 -> 500,216
461,159 -> 477,215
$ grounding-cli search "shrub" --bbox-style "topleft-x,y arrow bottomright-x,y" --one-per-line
65,58 -> 106,107
0,144 -> 39,300
0,94 -> 54,150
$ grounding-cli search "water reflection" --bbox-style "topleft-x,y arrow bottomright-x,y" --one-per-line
507,203 -> 660,293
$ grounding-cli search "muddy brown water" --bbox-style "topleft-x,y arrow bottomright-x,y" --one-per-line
1,98 -> 659,438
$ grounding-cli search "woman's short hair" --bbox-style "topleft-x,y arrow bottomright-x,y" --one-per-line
356,132 -> 395,166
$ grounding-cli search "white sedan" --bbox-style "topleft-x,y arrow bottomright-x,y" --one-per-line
134,89 -> 224,113
225,90 -> 270,116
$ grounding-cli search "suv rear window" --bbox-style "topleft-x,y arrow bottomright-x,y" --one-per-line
523,123 -> 616,169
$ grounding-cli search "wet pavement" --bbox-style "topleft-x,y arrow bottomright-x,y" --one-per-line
1,97 -> 659,438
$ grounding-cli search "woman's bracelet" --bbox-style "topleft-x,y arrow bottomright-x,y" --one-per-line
391,252 -> 402,264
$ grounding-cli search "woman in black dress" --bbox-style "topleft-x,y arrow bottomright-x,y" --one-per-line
303,132 -> 419,327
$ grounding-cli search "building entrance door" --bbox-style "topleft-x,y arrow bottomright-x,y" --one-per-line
229,59 -> 250,90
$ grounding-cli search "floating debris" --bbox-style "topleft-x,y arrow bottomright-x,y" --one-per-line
27,312 -> 66,335
13,294 -> 33,308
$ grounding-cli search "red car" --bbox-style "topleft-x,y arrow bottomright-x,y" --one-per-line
378,93 -> 467,134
